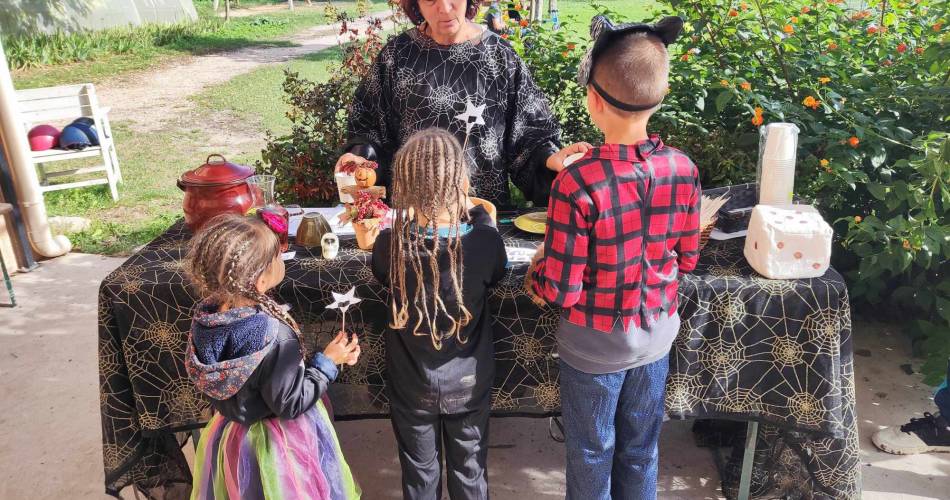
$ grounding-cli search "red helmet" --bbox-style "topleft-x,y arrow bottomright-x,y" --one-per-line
28,124 -> 61,151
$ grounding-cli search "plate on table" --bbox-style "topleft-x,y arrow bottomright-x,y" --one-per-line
513,211 -> 548,234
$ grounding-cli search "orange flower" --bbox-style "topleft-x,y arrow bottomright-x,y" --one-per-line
562,51 -> 569,58
751,107 -> 764,126
819,159 -> 829,168
818,76 -> 831,84
882,59 -> 893,66
828,41 -> 839,50
501,33 -> 509,39
514,3 -> 521,10
740,82 -> 752,91
903,239 -> 912,250
854,216 -> 862,223
801,6 -> 811,13
520,19 -> 528,28
740,1 -> 748,10
915,46 -> 925,54
791,16 -> 799,23
848,136 -> 860,148
567,43 -> 576,50
681,53 -> 690,62
934,22 -> 943,31
852,10 -> 870,20
897,42 -> 907,53
802,95 -> 820,109
867,25 -> 879,34
720,79 -> 730,87
783,24 -> 794,34
729,8 -> 738,17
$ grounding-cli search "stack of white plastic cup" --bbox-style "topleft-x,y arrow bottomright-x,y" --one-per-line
758,123 -> 799,206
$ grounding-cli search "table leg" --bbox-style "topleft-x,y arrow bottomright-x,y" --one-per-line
192,429 -> 201,451
737,420 -> 759,500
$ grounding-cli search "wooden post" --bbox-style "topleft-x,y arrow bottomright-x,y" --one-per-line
289,0 -> 294,12
212,0 -> 219,11
530,0 -> 543,22
225,0 -> 230,21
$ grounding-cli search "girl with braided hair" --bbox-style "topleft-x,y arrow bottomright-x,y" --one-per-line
183,212 -> 361,500
371,128 -> 508,500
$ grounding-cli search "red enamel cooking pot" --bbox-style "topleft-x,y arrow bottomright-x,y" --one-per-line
178,154 -> 255,232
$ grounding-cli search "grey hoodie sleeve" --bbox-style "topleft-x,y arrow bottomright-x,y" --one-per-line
260,337 -> 334,420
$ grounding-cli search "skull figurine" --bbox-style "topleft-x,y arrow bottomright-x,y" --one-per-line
321,232 -> 340,260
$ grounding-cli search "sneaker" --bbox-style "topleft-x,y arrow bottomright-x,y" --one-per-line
872,412 -> 950,455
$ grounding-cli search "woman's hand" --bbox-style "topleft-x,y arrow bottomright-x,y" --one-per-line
334,152 -> 368,173
545,142 -> 593,173
323,331 -> 360,365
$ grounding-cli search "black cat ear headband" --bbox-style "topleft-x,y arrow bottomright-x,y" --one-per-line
576,15 -> 684,112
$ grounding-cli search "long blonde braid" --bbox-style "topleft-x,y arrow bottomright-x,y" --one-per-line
389,128 -> 473,350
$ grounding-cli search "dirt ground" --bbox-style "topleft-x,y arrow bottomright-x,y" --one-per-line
0,253 -> 947,499
95,11 -> 394,133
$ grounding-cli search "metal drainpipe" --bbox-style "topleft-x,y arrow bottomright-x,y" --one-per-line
0,39 -> 71,259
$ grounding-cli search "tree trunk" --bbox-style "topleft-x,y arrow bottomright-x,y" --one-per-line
212,0 -> 219,11
225,0 -> 230,21
289,0 -> 294,12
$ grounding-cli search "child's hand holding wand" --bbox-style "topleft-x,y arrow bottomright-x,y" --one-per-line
524,246 -> 548,308
323,332 -> 361,366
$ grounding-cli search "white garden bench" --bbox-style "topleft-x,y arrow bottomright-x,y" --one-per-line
16,83 -> 121,201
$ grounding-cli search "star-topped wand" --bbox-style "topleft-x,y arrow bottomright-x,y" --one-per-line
455,98 -> 486,155
325,286 -> 362,334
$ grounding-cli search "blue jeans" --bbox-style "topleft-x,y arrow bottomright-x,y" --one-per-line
559,354 -> 669,500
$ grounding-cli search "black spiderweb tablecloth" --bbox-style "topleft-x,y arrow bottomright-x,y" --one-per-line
98,220 -> 859,499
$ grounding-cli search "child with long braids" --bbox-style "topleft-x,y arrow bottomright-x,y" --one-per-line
371,128 -> 508,500
184,212 -> 361,500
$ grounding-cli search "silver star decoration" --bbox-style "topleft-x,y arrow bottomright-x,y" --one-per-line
326,286 -> 362,315
455,98 -> 486,135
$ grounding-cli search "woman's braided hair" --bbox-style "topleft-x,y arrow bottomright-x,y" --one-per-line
389,128 -> 473,350
184,213 -> 305,356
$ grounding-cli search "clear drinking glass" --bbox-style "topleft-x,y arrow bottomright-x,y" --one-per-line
246,174 -> 277,210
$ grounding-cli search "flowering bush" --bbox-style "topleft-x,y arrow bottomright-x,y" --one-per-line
257,14 -> 386,206
345,190 -> 390,223
512,0 -> 949,381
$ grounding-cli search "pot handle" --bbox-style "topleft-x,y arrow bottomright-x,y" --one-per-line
176,178 -> 185,191
206,154 -> 227,164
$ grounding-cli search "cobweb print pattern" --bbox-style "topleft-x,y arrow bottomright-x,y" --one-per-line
99,222 -> 858,498
347,28 -> 561,207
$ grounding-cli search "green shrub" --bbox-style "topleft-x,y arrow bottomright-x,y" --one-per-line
258,14 -> 386,205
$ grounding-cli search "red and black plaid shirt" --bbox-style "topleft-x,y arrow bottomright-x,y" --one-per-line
532,136 -> 701,333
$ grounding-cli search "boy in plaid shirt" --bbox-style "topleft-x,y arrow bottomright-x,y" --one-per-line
527,16 -> 699,500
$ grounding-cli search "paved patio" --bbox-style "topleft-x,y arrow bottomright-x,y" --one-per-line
0,253 -> 946,499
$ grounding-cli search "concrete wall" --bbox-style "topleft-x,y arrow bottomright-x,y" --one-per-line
0,0 -> 198,37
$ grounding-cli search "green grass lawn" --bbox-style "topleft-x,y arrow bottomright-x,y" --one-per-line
192,46 -> 344,136
10,0 -> 393,89
555,0 -> 658,38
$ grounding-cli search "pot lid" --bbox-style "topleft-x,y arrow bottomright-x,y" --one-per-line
180,154 -> 253,186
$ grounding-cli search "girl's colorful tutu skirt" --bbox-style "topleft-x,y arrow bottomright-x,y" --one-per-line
191,399 -> 360,500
